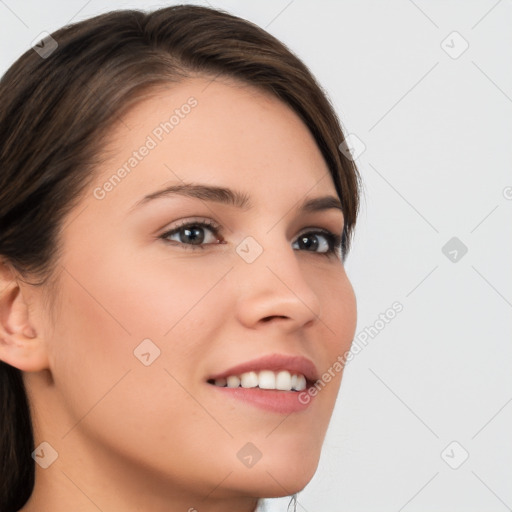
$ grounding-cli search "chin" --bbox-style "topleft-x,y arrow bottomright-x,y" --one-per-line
229,448 -> 321,498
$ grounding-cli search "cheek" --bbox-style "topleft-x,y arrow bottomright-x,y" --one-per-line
47,267 -> 235,482
94,249 -> 234,340
48,253 -> 230,419
312,270 -> 357,402
319,268 -> 357,356
48,272 -> 135,425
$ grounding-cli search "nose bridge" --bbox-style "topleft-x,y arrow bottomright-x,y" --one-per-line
233,230 -> 322,328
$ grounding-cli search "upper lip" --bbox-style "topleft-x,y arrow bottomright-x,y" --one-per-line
207,353 -> 319,384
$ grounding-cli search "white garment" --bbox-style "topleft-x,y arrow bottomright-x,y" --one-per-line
254,498 -> 268,512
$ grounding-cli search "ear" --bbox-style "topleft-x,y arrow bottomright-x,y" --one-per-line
0,260 -> 49,372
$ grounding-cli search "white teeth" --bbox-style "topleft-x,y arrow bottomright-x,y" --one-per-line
275,370 -> 291,390
258,370 -> 276,389
212,370 -> 308,391
295,374 -> 307,391
240,371 -> 258,388
226,376 -> 241,388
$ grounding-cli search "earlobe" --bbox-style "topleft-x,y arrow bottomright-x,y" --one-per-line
0,263 -> 49,372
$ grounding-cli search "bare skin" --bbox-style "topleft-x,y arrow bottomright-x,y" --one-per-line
0,76 -> 357,512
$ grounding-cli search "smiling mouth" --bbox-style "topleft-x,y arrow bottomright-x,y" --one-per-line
206,369 -> 312,392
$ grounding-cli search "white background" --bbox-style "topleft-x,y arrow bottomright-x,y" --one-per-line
1,1 -> 511,511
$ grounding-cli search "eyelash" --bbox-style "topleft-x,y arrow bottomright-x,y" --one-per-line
158,218 -> 343,258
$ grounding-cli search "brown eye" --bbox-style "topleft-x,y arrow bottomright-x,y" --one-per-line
293,230 -> 342,257
160,219 -> 223,249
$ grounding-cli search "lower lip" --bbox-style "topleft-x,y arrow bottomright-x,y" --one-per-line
208,384 -> 315,413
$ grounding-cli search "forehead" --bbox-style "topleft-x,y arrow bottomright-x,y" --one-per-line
88,76 -> 336,212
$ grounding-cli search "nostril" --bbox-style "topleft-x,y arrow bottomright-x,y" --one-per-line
262,315 -> 287,322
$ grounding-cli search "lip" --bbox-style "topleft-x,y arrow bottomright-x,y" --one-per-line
207,353 -> 320,383
209,386 -> 314,414
206,353 -> 319,414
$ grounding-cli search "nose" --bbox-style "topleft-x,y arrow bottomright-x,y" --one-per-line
233,237 -> 322,333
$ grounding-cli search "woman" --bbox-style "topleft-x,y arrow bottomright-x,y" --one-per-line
0,4 -> 360,511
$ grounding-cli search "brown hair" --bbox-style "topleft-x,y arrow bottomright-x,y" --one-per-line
0,4 -> 360,510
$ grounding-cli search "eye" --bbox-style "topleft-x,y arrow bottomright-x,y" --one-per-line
159,219 -> 224,250
158,218 -> 342,258
292,229 -> 342,258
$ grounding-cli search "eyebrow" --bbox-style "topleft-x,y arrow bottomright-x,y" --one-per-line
129,182 -> 344,215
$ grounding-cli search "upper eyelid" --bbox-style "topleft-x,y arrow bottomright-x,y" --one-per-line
158,219 -> 222,243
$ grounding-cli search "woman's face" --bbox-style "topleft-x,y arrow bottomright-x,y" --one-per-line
24,76 -> 357,507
